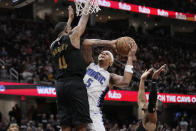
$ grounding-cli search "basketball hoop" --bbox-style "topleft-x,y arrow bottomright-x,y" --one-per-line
74,0 -> 101,16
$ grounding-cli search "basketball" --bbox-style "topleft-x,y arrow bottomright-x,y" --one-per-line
116,36 -> 135,56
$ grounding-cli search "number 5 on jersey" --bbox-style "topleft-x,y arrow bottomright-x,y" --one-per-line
86,78 -> 93,88
59,55 -> 67,69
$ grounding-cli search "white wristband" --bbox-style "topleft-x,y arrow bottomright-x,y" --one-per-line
125,65 -> 134,74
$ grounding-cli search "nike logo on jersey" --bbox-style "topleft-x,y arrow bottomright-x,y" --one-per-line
86,68 -> 106,85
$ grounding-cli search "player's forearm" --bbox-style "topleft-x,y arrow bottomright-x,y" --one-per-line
77,1 -> 91,35
138,79 -> 147,104
77,14 -> 89,36
119,72 -> 132,88
118,55 -> 134,87
67,17 -> 73,27
126,55 -> 133,65
92,39 -> 116,47
83,39 -> 116,48
148,81 -> 158,113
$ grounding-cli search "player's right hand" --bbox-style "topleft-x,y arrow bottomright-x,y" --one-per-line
141,68 -> 153,81
152,64 -> 167,80
129,40 -> 137,56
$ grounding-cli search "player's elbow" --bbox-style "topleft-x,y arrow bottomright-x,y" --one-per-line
83,39 -> 92,46
124,81 -> 130,86
123,79 -> 131,86
120,81 -> 130,87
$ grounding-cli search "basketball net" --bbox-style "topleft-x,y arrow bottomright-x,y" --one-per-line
74,0 -> 101,16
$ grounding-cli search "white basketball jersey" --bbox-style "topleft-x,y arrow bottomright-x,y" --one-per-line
83,63 -> 110,112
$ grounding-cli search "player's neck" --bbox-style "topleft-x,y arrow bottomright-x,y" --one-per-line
98,63 -> 108,70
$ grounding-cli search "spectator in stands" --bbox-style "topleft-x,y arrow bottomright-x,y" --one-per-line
120,124 -> 127,131
22,68 -> 33,83
0,47 -> 8,57
20,119 -> 27,131
46,123 -> 55,131
8,107 -> 16,122
48,114 -> 56,128
41,113 -> 48,129
110,123 -> 120,131
179,117 -> 189,130
7,123 -> 19,131
14,104 -> 21,125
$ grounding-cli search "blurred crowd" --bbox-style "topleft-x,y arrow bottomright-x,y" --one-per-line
0,105 -> 195,131
0,16 -> 54,85
0,16 -> 195,94
118,0 -> 196,13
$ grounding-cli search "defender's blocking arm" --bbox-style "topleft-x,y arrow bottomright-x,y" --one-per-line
138,68 -> 153,106
66,6 -> 74,29
72,0 -> 91,37
148,64 -> 166,112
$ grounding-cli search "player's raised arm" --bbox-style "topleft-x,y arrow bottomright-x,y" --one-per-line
148,64 -> 166,113
66,6 -> 74,29
138,68 -> 153,106
82,39 -> 117,65
142,65 -> 166,131
109,42 -> 137,88
71,1 -> 91,37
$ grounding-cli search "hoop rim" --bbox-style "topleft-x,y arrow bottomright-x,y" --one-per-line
74,0 -> 101,16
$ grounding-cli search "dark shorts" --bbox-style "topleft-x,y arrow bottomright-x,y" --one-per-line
55,77 -> 92,127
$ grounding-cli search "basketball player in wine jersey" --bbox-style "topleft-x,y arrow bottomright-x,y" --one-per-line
137,64 -> 166,131
50,3 -> 92,131
82,39 -> 137,131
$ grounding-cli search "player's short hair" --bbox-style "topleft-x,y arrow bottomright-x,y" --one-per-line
55,22 -> 67,36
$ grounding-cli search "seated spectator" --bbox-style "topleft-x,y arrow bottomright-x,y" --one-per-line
179,117 -> 189,130
22,68 -> 33,83
7,123 -> 19,131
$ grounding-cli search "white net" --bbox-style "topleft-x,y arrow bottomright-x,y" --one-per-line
75,0 -> 101,16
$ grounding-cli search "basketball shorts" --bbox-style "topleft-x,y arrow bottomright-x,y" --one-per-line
87,111 -> 106,131
55,77 -> 92,127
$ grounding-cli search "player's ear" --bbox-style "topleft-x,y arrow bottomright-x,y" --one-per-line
109,59 -> 113,67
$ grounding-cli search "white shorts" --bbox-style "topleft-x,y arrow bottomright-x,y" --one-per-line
88,111 -> 106,131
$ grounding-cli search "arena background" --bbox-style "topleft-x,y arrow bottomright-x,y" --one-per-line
0,0 -> 196,130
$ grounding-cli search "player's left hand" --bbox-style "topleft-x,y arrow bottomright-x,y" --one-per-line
152,64 -> 167,79
128,40 -> 137,57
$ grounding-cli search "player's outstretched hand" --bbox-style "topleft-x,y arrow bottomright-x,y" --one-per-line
152,64 -> 167,80
141,68 -> 154,81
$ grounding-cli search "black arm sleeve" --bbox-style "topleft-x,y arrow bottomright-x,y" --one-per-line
148,80 -> 158,113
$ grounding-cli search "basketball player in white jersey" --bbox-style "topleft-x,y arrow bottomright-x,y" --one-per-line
82,39 -> 137,131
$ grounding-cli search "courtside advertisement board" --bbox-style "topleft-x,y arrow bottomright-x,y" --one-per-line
0,82 -> 196,104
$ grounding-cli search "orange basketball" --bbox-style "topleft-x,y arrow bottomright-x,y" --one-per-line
116,37 -> 135,56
